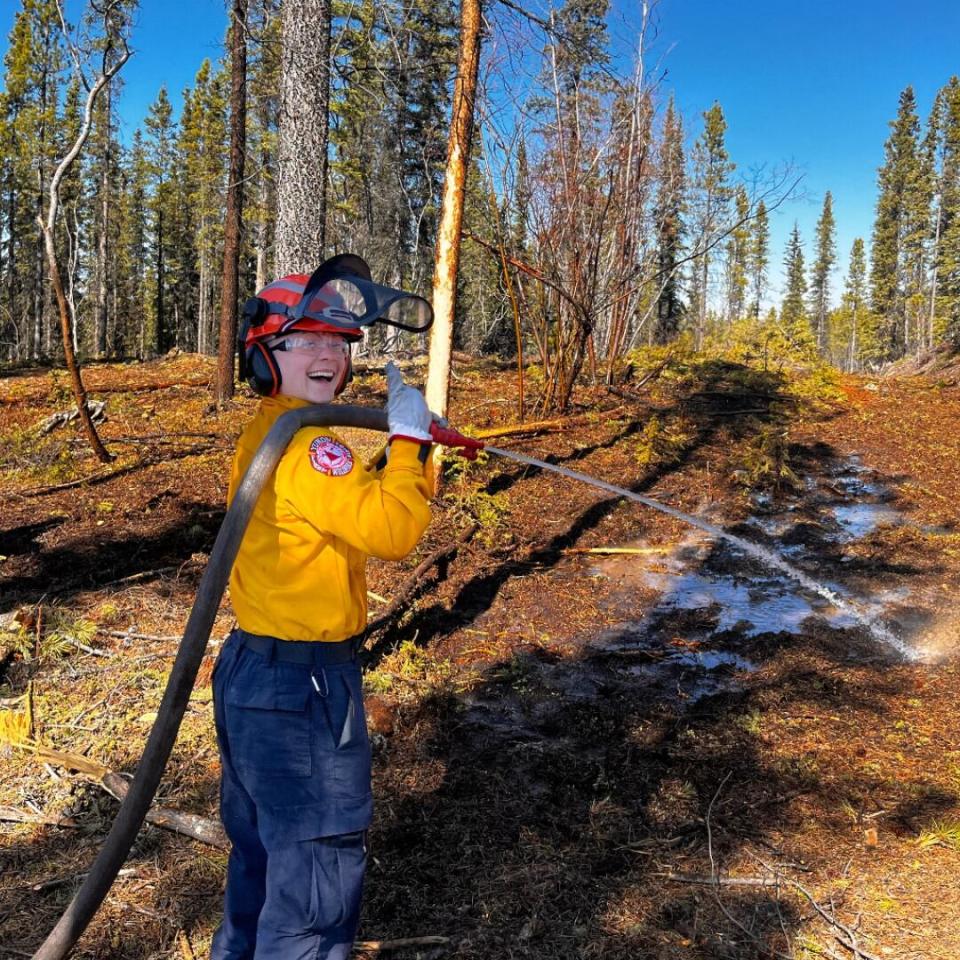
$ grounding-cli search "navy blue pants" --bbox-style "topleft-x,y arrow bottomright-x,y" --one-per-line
211,630 -> 372,960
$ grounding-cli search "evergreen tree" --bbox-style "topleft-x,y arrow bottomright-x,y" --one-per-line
842,237 -> 873,368
653,97 -> 685,343
0,0 -> 65,359
935,77 -> 960,345
115,129 -> 150,356
809,190 -> 836,353
143,87 -> 177,353
748,198 -> 769,317
869,86 -> 925,359
723,185 -> 750,322
688,102 -> 734,346
781,222 -> 809,342
180,59 -> 228,354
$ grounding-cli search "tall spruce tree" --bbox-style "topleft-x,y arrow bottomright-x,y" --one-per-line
809,190 -> 836,353
748,198 -> 769,317
935,77 -> 960,344
143,87 -> 177,353
116,129 -> 150,356
869,86 -> 924,359
724,185 -> 750,322
180,59 -> 228,354
653,97 -> 685,343
688,102 -> 734,346
841,237 -> 871,369
781,222 -> 809,340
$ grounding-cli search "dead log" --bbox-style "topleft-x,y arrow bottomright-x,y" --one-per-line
15,460 -> 147,499
100,772 -> 228,849
19,745 -> 228,849
473,405 -> 626,440
38,400 -> 107,434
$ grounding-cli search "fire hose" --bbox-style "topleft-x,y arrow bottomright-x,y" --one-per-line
33,404 -> 481,960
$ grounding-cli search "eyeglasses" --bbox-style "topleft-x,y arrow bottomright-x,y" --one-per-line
269,332 -> 350,355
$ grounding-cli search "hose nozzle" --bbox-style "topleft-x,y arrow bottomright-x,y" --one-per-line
429,421 -> 485,460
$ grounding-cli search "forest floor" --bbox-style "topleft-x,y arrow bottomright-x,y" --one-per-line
2,351 -> 960,960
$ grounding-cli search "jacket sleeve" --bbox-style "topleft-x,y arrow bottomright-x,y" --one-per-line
277,433 -> 433,561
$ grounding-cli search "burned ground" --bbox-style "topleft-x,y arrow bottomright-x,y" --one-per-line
2,355 -> 960,959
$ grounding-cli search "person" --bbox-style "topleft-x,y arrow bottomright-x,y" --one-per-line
210,269 -> 435,960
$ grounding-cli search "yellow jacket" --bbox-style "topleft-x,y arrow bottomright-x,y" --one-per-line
228,394 -> 433,641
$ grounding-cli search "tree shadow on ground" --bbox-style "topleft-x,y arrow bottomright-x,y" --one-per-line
363,624 -> 922,959
368,363 -> 820,664
0,503 -> 224,610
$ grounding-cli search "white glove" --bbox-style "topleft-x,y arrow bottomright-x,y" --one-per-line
385,362 -> 433,443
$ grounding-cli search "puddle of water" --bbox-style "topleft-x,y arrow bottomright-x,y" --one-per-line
582,453 -> 922,659
671,649 -> 755,671
640,564 -> 860,638
831,502 -> 901,539
624,646 -> 758,704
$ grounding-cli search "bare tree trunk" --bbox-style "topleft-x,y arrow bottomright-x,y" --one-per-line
425,0 -> 482,423
217,0 -> 247,405
197,251 -> 209,354
43,226 -> 112,461
94,83 -> 111,357
37,1 -> 130,465
275,0 -> 330,274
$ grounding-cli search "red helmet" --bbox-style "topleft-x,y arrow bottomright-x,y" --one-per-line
243,273 -> 365,347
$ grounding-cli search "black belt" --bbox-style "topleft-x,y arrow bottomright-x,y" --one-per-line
238,629 -> 358,665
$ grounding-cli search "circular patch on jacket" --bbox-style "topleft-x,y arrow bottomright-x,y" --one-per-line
308,437 -> 354,476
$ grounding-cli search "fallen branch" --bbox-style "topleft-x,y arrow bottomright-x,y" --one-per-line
101,771 -> 228,849
659,872 -> 781,888
31,867 -> 139,894
0,805 -> 79,828
17,744 -> 228,849
790,878 -> 882,960
100,628 -> 181,643
38,400 -> 107,434
15,459 -> 146,498
98,566 -> 178,589
89,378 -> 213,395
354,936 -> 450,955
70,639 -> 112,658
363,526 -> 479,640
473,406 -> 626,441
562,546 -> 670,556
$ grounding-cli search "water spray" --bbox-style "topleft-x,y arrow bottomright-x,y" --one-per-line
482,444 -> 918,661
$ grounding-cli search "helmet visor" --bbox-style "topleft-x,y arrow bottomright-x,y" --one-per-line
297,275 -> 433,334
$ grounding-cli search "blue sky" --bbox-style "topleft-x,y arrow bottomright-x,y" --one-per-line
2,0 -> 959,304
638,0 -> 960,299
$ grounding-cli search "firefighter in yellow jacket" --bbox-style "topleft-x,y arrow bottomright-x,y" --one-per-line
211,266 -> 434,960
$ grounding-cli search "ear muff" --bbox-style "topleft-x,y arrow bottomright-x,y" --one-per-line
238,296 -> 270,385
246,340 -> 282,396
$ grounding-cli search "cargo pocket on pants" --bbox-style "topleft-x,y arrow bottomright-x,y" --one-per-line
306,832 -> 367,934
225,657 -> 313,778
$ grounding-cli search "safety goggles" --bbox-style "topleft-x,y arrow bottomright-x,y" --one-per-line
269,332 -> 350,355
